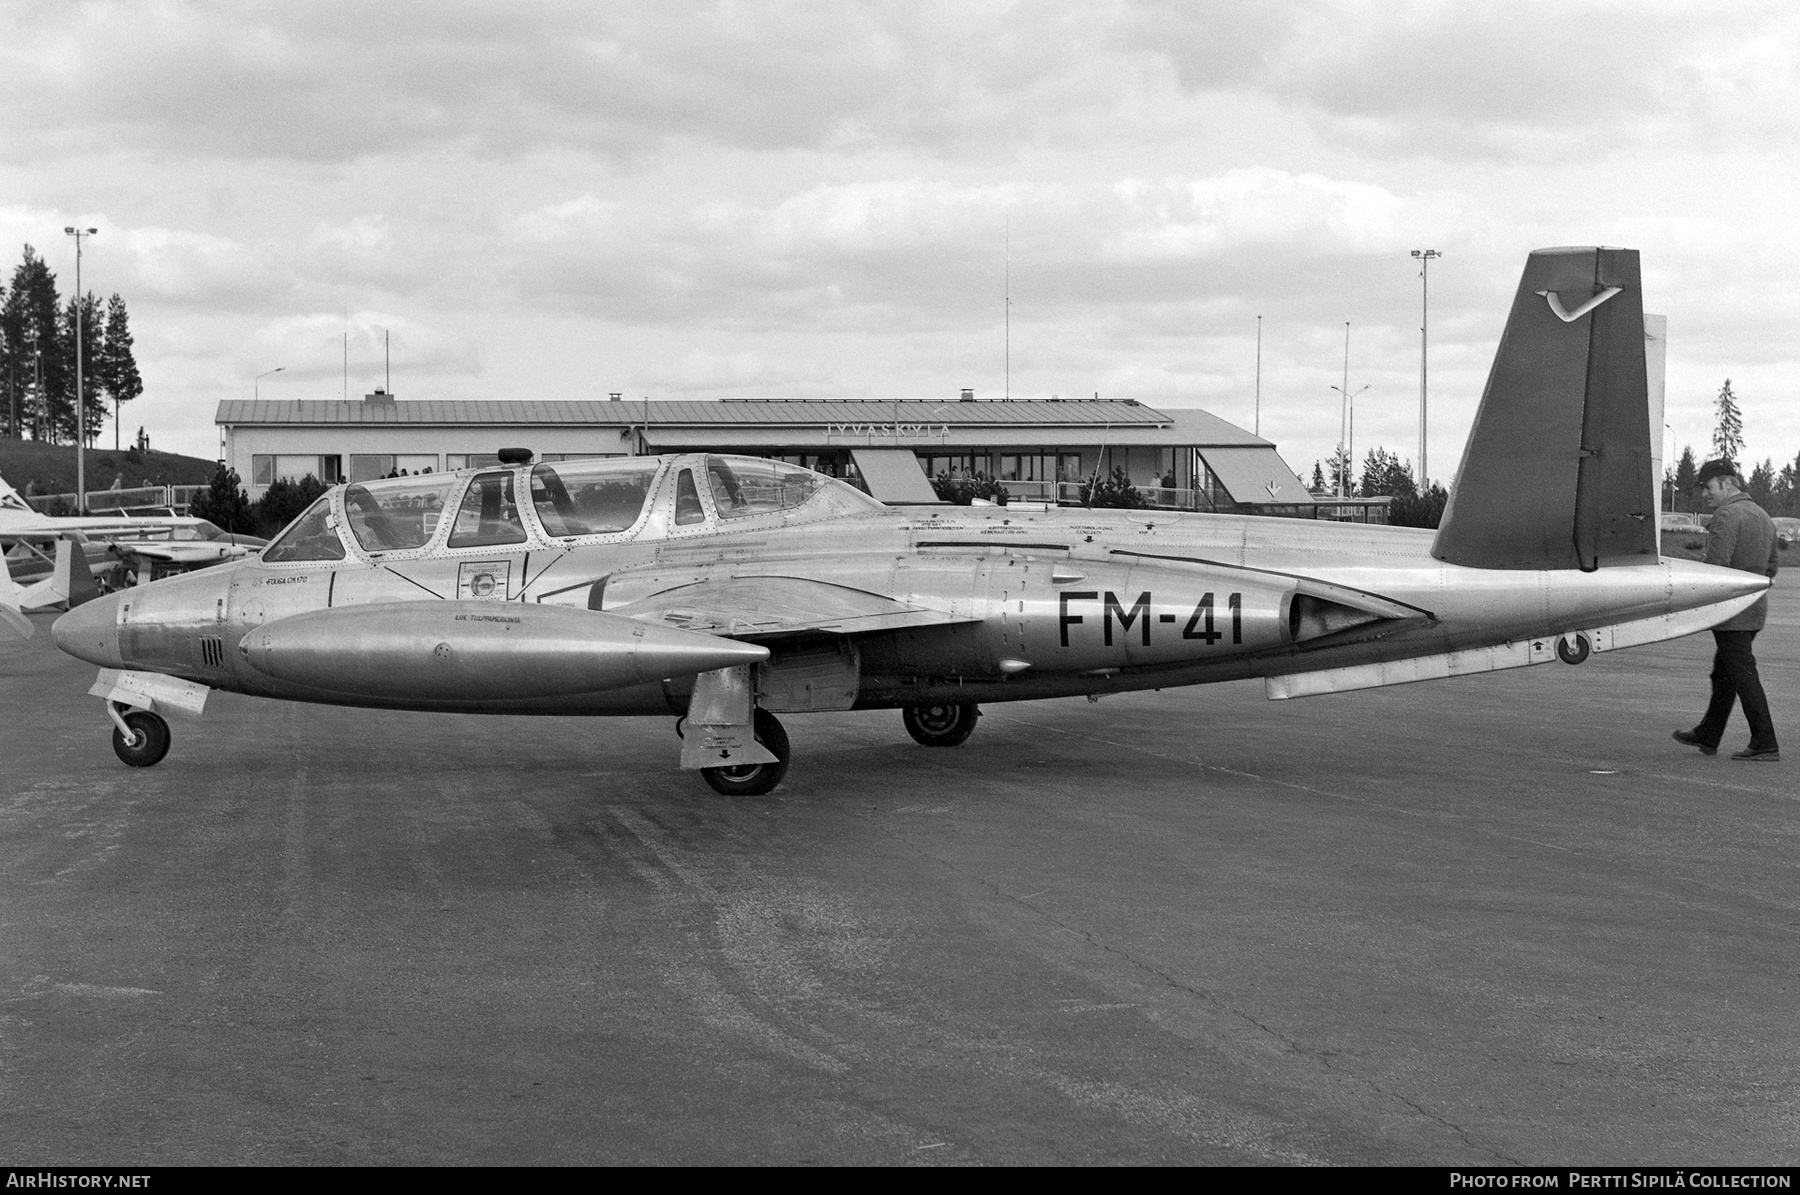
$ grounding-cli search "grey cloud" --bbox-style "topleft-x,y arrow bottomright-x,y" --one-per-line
0,1 -> 1137,164
1132,1 -> 1800,158
497,171 -> 1444,337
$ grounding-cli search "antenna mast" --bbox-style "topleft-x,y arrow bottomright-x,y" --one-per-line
1255,315 -> 1262,437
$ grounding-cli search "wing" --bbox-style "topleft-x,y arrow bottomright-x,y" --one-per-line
607,574 -> 978,639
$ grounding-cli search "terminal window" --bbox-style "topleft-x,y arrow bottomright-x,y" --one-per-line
252,455 -> 343,487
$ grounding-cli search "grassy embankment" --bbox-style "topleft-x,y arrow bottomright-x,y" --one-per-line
0,439 -> 218,497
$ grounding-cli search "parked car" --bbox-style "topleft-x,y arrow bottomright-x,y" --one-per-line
1773,517 -> 1800,550
1659,511 -> 1702,533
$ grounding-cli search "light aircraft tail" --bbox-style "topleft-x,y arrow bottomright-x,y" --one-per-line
0,550 -> 31,638
16,538 -> 100,615
0,469 -> 47,533
1432,246 -> 1657,571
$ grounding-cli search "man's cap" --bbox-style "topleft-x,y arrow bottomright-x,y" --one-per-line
1695,459 -> 1740,487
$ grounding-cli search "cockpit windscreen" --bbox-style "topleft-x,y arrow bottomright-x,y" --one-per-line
262,496 -> 347,562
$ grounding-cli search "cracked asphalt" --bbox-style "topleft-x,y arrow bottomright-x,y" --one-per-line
3,575 -> 1798,1165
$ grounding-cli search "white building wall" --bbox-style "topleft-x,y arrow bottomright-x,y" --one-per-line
225,425 -> 637,493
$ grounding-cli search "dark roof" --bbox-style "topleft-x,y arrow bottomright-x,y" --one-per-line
215,398 -> 1175,428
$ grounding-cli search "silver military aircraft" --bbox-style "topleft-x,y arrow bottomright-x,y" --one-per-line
34,248 -> 1769,794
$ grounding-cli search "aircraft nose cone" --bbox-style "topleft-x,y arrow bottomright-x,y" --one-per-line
52,590 -> 122,667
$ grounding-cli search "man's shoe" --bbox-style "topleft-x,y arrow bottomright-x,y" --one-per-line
1731,747 -> 1781,762
1672,729 -> 1718,755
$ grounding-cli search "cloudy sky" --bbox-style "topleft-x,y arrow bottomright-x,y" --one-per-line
4,0 -> 1798,482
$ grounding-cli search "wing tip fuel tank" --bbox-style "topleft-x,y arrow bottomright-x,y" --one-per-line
243,600 -> 769,702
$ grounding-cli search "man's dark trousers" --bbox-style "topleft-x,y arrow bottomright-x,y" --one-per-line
1694,629 -> 1779,751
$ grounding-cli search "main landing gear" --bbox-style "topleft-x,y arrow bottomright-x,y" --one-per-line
903,703 -> 981,747
108,703 -> 171,768
700,707 -> 791,797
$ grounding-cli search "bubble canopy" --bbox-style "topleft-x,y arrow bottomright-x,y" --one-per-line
343,473 -> 459,552
529,458 -> 661,537
258,453 -> 886,561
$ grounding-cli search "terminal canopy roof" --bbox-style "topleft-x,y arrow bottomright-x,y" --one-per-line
1196,447 -> 1315,506
850,449 -> 944,504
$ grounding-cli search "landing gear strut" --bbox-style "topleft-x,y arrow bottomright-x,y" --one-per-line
903,703 -> 980,747
701,708 -> 790,796
109,704 -> 171,768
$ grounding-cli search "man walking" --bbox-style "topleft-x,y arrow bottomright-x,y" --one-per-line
1673,459 -> 1781,761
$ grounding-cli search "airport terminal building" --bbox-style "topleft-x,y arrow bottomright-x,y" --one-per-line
216,393 -> 1329,515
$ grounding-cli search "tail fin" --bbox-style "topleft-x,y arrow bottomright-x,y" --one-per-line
1432,246 -> 1657,570
0,551 -> 32,638
0,469 -> 46,532
16,537 -> 101,614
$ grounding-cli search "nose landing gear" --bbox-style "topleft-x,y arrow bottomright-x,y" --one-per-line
108,703 -> 171,768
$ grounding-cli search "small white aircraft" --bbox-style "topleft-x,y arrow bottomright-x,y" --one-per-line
0,472 -> 265,613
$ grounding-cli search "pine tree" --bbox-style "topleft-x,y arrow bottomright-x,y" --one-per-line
1,246 -> 66,441
97,295 -> 141,450
1712,380 -> 1744,463
1328,445 -> 1354,496
1673,446 -> 1697,513
1358,447 -> 1418,498
1779,450 -> 1800,517
189,463 -> 254,534
1310,461 -> 1326,494
1747,458 -> 1775,509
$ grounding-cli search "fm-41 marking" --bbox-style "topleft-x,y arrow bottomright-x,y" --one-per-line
1059,590 -> 1242,647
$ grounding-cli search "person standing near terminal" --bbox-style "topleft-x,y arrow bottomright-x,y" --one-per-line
1672,459 -> 1781,761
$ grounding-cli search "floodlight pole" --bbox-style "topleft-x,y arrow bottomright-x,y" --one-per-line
255,367 -> 285,400
1331,381 -> 1371,496
1411,249 -> 1440,486
65,226 -> 97,512
1254,315 -> 1262,437
1337,322 -> 1350,498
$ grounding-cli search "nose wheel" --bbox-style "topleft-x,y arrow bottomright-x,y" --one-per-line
109,705 -> 171,768
701,708 -> 790,796
903,703 -> 981,747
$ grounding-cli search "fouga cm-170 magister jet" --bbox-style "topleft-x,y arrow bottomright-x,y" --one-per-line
30,248 -> 1768,794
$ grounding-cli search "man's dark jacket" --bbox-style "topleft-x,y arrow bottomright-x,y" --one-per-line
1704,492 -> 1779,631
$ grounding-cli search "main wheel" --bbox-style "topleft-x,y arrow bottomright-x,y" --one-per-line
903,702 -> 980,747
112,710 -> 171,768
701,708 -> 790,796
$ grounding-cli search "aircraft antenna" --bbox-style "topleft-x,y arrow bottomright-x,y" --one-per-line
1086,390 -> 1112,508
1004,216 -> 1010,402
